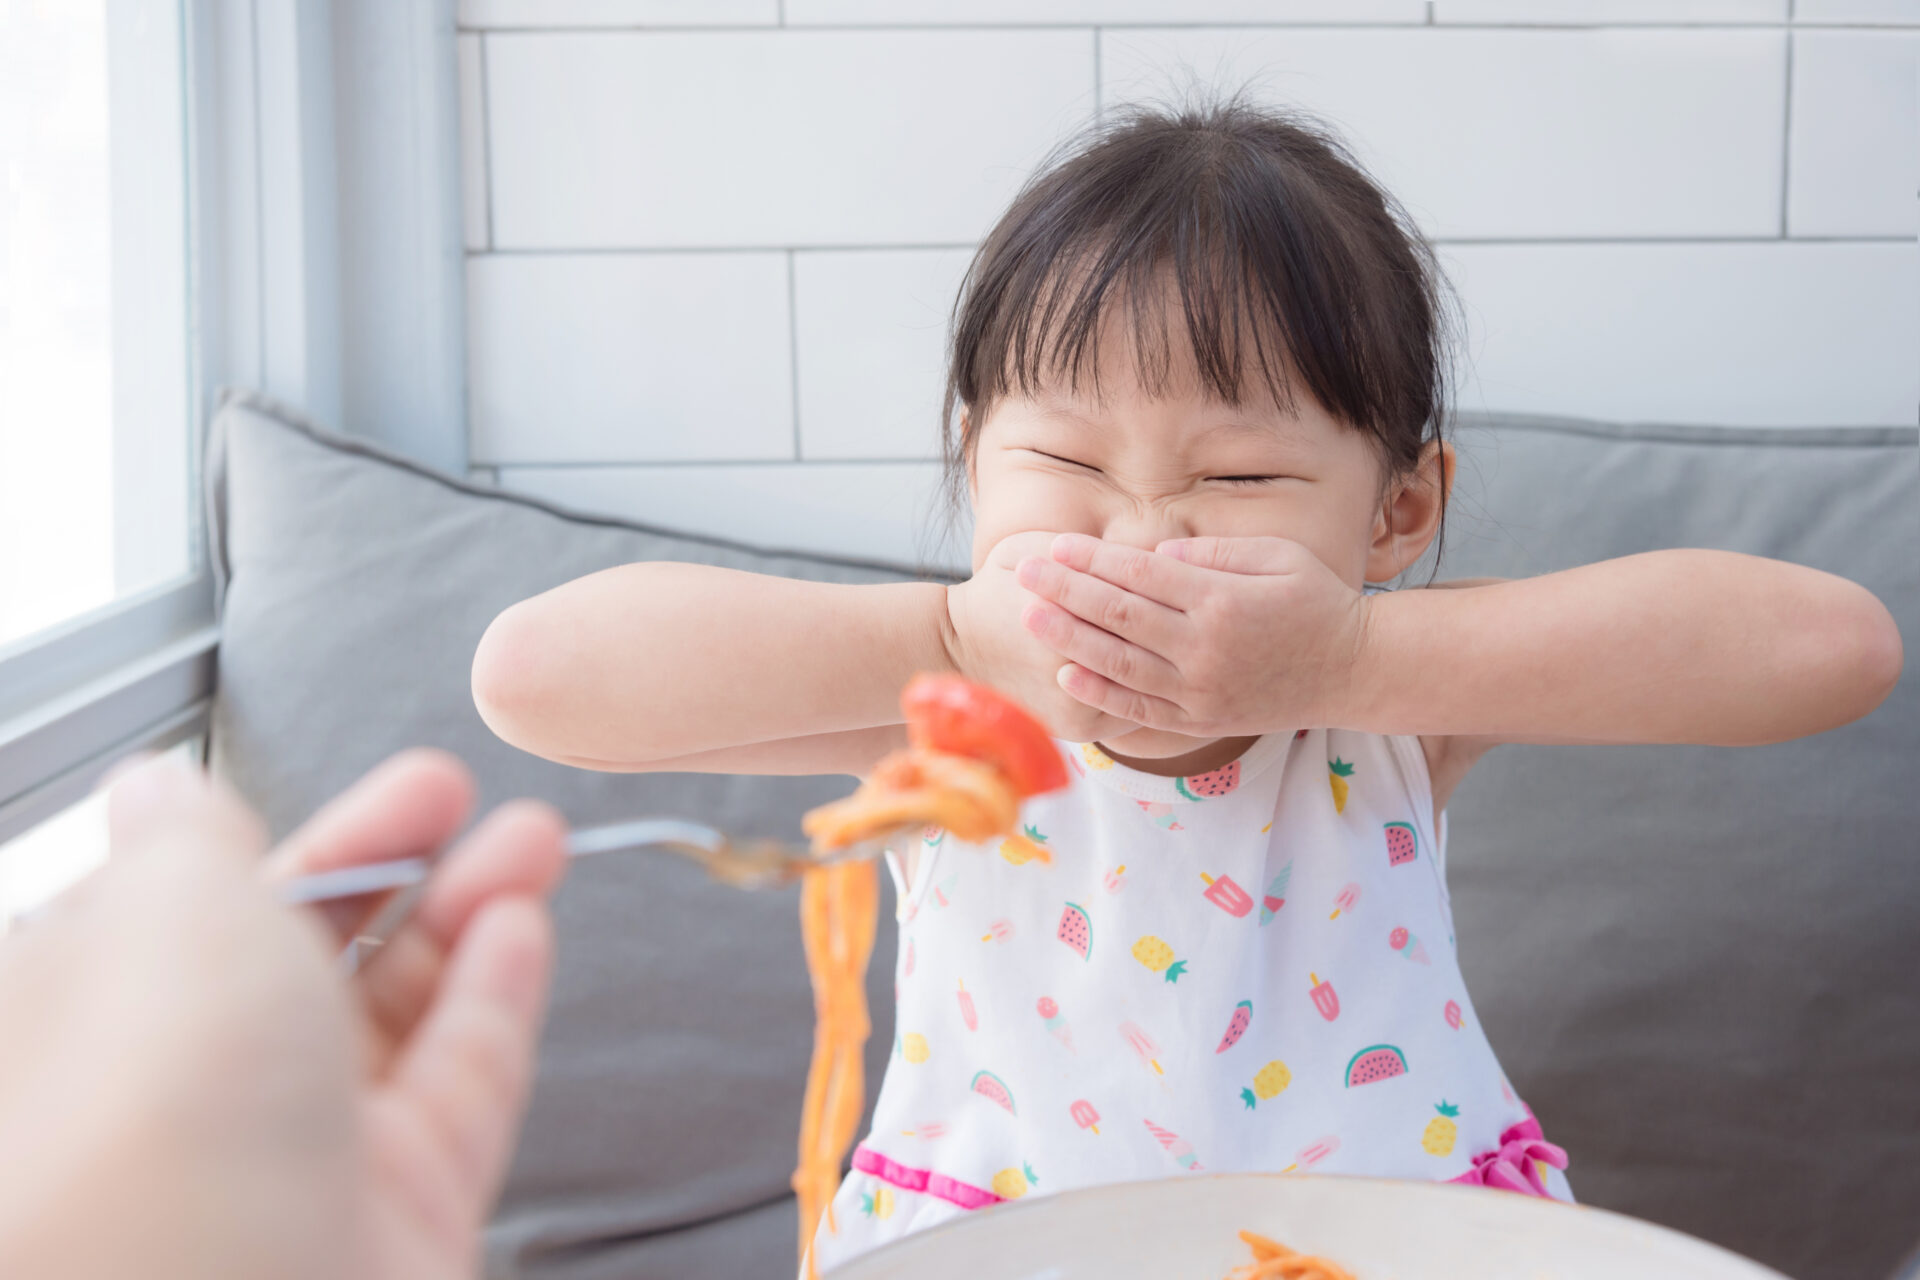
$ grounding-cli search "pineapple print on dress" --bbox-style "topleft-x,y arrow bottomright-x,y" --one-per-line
1000,824 -> 1050,865
991,1162 -> 1038,1200
1176,759 -> 1240,801
1422,1101 -> 1460,1156
1328,757 -> 1355,812
1132,935 -> 1188,983
1240,1059 -> 1292,1110
860,1183 -> 896,1220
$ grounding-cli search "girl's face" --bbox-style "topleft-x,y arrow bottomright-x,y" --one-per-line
966,309 -> 1430,760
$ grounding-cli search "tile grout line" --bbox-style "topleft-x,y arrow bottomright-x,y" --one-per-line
447,20 -> 1920,33
1779,23 -> 1795,238
787,249 -> 803,461
489,458 -> 943,470
460,237 -> 1918,258
479,32 -> 496,253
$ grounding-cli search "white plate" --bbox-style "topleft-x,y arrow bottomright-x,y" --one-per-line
827,1174 -> 1789,1280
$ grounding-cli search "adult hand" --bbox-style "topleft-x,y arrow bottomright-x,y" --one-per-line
1015,533 -> 1370,737
0,751 -> 567,1280
945,529 -> 1139,744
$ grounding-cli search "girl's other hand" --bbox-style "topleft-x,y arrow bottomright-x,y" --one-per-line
946,531 -> 1140,744
1017,533 -> 1368,737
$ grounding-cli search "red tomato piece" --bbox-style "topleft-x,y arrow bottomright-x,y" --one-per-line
899,674 -> 1067,798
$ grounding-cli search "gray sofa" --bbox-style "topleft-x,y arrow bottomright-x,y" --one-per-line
204,391 -> 1918,1279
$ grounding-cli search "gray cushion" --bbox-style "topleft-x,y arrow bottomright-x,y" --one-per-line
205,391 -> 921,1279
205,393 -> 1919,1280
1433,416 -> 1919,1280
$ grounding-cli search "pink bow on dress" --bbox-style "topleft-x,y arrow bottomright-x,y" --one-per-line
1447,1114 -> 1569,1198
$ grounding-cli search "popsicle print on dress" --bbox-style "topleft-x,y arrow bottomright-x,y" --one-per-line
1200,871 -> 1254,917
1120,1020 -> 1165,1075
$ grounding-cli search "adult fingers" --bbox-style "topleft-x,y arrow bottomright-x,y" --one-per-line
378,895 -> 552,1218
1049,534 -> 1206,610
1016,555 -> 1185,653
352,800 -> 568,1064
1155,535 -> 1304,576
266,749 -> 476,883
1054,663 -> 1188,731
105,755 -> 268,870
1021,599 -> 1183,700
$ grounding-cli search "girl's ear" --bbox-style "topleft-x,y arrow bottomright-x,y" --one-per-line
1364,439 -> 1454,584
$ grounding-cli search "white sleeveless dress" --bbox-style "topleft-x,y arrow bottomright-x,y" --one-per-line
806,724 -> 1571,1274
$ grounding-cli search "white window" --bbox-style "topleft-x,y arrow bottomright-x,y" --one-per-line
0,0 -> 210,920
1,0 -> 194,652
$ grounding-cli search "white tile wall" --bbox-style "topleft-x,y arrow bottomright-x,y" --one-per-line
1101,27 -> 1786,240
499,462 -> 965,568
1435,1 -> 1786,22
786,1 -> 1424,24
1792,0 -> 1920,21
462,11 -> 1917,563
793,249 -> 973,460
485,30 -> 1095,249
467,253 -> 794,464
1445,241 -> 1920,426
459,0 -> 779,28
1788,30 -> 1919,236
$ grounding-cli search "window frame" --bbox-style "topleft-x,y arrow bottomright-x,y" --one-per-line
0,0 -> 336,846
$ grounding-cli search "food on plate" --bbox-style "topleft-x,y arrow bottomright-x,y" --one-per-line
792,675 -> 1066,1278
1226,1229 -> 1356,1280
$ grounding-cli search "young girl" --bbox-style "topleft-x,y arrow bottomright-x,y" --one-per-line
471,102 -> 1901,1270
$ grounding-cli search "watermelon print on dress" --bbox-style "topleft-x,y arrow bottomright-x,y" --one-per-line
1176,759 -> 1240,800
1215,999 -> 1253,1053
971,1070 -> 1016,1114
1384,821 -> 1418,867
1346,1044 -> 1409,1087
1057,902 -> 1092,960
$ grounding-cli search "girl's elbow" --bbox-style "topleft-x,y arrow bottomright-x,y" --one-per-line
1853,596 -> 1905,714
1819,588 -> 1905,727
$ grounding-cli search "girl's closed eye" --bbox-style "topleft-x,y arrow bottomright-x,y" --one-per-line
1029,449 -> 1103,473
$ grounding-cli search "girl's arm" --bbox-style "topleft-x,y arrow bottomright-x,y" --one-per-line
471,563 -> 952,775
1355,550 -> 1904,746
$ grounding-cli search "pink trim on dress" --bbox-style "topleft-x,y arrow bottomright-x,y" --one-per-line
1447,1113 -> 1569,1198
851,1144 -> 1005,1211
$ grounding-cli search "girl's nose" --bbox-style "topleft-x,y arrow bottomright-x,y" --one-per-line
1100,506 -> 1195,553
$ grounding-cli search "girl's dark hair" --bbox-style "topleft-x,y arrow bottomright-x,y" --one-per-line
941,95 -> 1457,569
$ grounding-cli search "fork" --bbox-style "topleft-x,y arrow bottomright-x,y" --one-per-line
293,818 -> 899,974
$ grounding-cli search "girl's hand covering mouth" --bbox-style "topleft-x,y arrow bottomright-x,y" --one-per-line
944,530 -> 1141,744
1016,532 -> 1369,738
